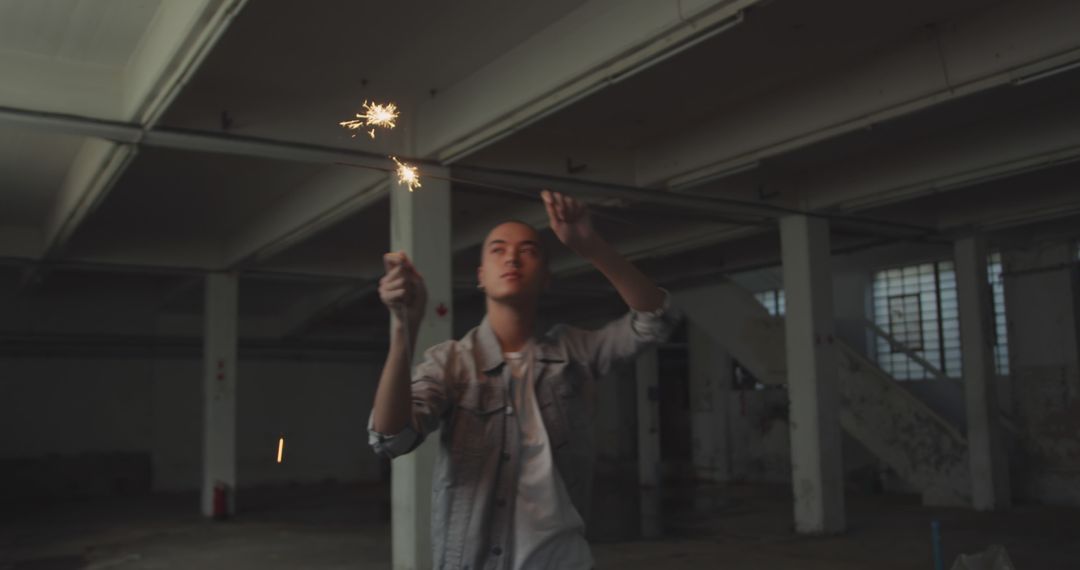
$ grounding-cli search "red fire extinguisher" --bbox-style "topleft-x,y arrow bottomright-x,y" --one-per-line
212,481 -> 229,520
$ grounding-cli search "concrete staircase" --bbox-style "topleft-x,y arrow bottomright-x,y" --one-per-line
674,281 -> 971,506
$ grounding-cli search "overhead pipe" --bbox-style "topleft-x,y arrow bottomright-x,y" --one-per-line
0,105 -> 940,239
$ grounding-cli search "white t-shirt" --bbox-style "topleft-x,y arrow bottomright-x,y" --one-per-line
504,346 -> 593,570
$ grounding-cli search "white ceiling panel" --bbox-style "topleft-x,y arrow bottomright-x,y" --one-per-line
0,0 -> 160,68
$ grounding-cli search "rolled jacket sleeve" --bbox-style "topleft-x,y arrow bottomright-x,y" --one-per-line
368,411 -> 422,459
629,288 -> 680,340
563,289 -> 682,377
367,341 -> 454,459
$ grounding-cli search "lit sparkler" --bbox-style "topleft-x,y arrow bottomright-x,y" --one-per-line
277,436 -> 284,464
339,100 -> 399,139
392,156 -> 421,192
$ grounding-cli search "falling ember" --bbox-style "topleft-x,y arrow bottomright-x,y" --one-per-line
392,156 -> 421,192
339,100 -> 399,139
277,436 -> 284,464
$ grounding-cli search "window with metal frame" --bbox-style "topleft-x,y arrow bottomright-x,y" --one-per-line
872,261 -> 960,380
988,252 -> 1009,377
887,293 -> 924,351
873,255 -> 1011,380
754,289 -> 786,316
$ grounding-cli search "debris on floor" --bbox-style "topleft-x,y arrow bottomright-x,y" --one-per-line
950,545 -> 1015,570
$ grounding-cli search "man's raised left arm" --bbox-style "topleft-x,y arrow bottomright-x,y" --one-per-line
542,190 -> 681,374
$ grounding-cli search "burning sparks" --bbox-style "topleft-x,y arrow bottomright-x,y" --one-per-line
277,436 -> 284,464
338,100 -> 421,191
339,100 -> 399,139
392,156 -> 421,192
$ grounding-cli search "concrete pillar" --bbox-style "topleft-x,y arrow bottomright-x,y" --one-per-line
780,215 -> 845,534
955,235 -> 1011,510
688,321 -> 731,483
635,346 -> 661,539
201,272 -> 238,517
389,166 -> 453,570
1002,242 -> 1080,505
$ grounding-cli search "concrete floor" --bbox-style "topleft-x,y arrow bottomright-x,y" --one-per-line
3,483 -> 1078,569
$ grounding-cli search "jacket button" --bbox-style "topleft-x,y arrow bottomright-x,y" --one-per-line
492,546 -> 503,556
505,405 -> 514,415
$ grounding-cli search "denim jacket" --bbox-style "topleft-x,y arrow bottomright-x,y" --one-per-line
369,295 -> 680,570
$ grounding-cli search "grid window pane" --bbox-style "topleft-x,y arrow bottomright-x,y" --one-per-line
887,294 -> 924,351
754,289 -> 786,316
988,252 -> 1010,376
872,252 -> 1013,380
873,260 -> 961,380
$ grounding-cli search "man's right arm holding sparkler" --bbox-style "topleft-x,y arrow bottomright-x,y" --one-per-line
368,252 -> 446,457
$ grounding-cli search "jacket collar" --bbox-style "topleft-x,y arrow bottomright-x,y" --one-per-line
474,315 -> 567,374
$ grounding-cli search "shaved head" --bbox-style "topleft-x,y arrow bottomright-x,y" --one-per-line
481,220 -> 547,266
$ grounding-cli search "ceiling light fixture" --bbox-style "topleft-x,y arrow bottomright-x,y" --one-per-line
1012,60 -> 1080,86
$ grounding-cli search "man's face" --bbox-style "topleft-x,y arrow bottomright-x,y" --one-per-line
478,222 -> 548,303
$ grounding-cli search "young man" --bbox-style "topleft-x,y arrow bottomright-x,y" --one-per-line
369,190 -> 680,570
